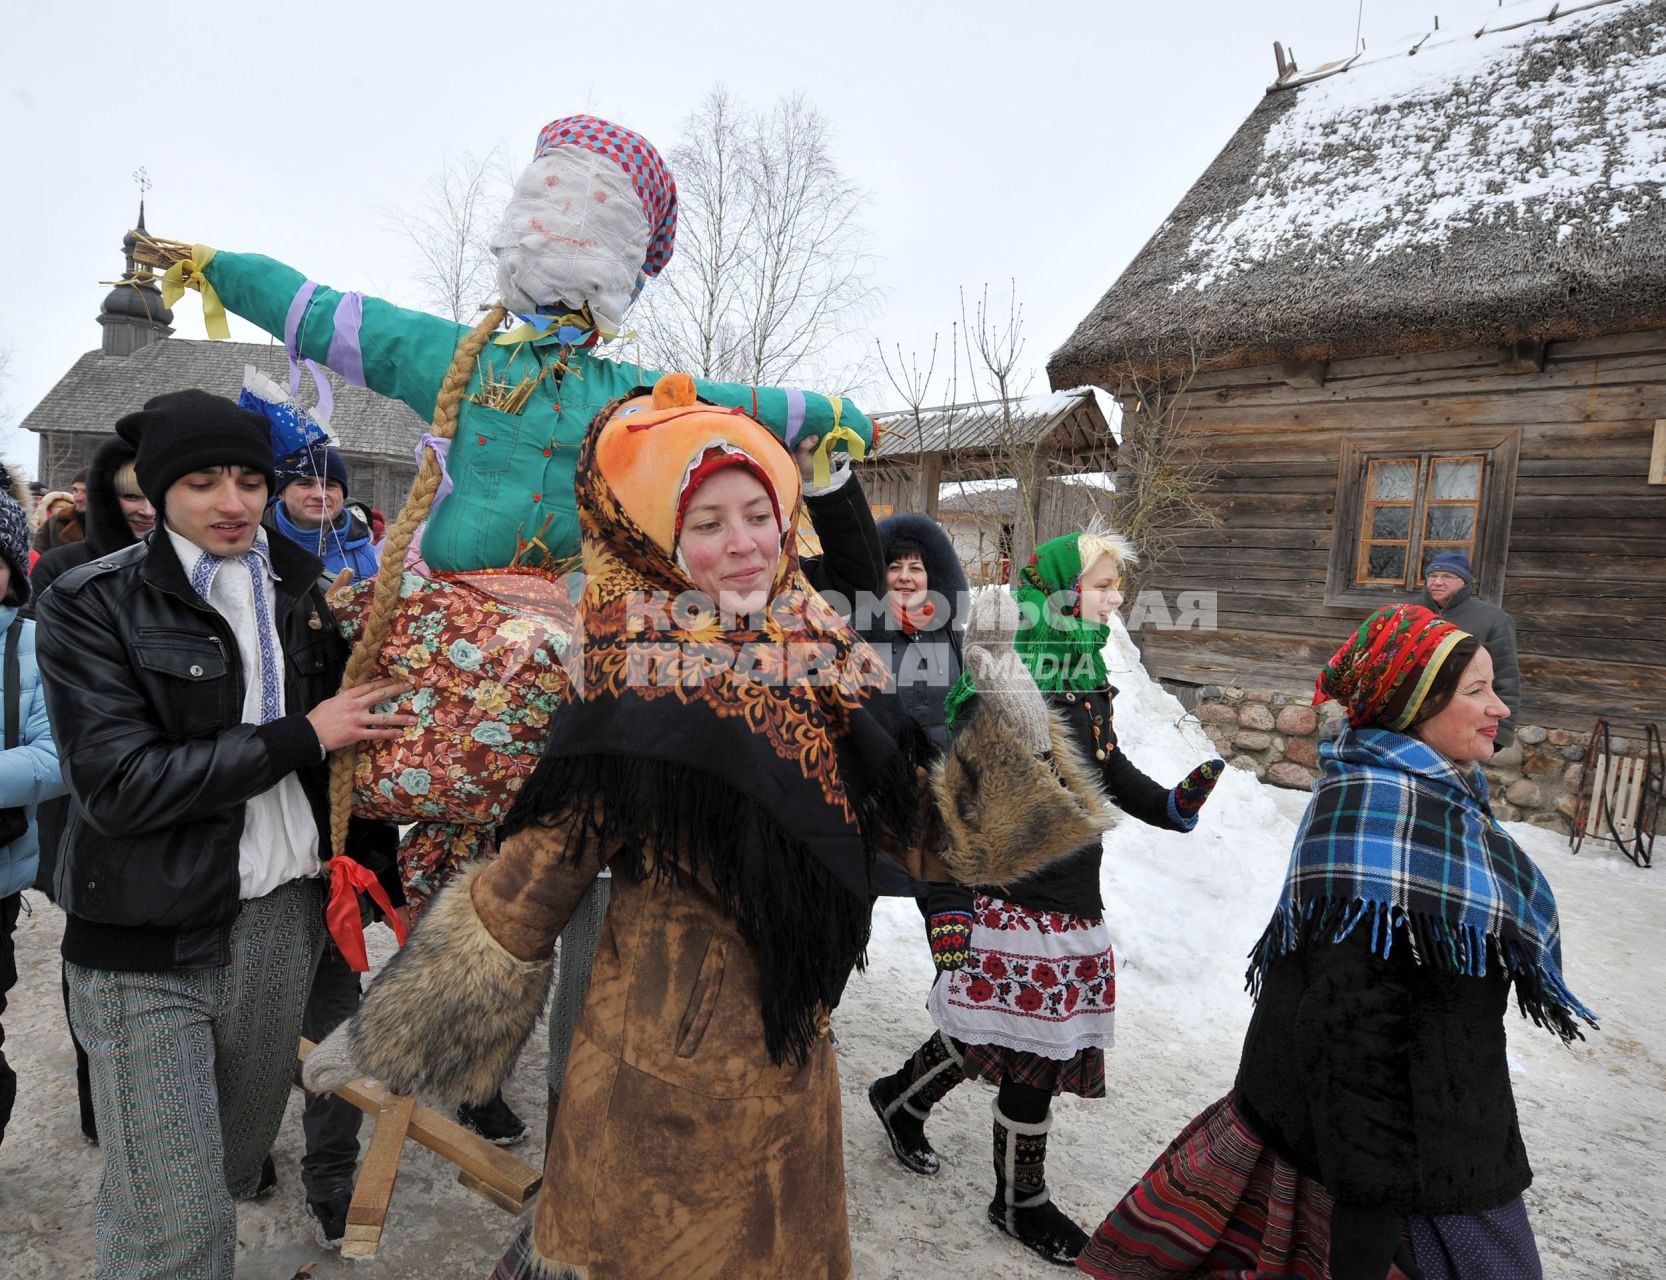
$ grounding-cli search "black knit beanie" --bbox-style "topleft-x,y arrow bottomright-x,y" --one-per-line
115,390 -> 277,507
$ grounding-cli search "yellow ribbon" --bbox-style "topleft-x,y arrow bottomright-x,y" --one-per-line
811,407 -> 868,489
159,245 -> 228,340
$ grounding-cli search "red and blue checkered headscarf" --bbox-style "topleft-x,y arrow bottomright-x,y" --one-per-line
534,115 -> 678,278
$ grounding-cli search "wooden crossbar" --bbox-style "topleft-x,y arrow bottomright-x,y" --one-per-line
295,1038 -> 542,1258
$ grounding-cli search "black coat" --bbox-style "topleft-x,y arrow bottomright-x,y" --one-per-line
864,512 -> 969,754
30,437 -> 143,894
1234,926 -> 1530,1217
37,528 -> 347,971
800,472 -> 884,615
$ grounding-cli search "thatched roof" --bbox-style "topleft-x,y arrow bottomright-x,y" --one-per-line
1049,0 -> 1666,386
871,387 -> 1115,464
21,336 -> 429,463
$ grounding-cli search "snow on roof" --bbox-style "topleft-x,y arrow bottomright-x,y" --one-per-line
1049,0 -> 1666,386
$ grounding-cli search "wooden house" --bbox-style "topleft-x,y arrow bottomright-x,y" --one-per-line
1049,0 -> 1666,783
861,388 -> 1117,573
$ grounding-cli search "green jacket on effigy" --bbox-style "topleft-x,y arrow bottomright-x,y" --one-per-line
203,250 -> 873,574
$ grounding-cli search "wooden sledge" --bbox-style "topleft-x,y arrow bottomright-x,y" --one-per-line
295,1037 -> 542,1259
1568,719 -> 1661,869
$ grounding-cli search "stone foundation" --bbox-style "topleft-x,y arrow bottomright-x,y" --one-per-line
1185,684 -> 1589,835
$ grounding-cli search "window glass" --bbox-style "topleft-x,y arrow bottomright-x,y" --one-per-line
1366,545 -> 1406,580
1430,458 -> 1482,500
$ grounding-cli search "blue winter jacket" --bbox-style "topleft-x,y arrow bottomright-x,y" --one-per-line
0,607 -> 70,898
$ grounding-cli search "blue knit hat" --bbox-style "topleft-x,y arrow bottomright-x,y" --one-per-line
1425,551 -> 1472,583
277,445 -> 350,498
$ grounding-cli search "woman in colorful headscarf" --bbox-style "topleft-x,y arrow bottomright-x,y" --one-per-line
869,530 -> 1224,1268
303,376 -> 1105,1278
1077,604 -> 1597,1280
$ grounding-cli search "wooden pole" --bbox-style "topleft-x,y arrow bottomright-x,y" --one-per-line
295,1038 -> 542,1258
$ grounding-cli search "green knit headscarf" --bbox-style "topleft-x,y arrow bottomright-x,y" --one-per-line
1014,532 -> 1112,693
944,530 -> 1133,724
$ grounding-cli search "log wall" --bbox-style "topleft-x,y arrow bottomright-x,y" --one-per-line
1130,330 -> 1666,731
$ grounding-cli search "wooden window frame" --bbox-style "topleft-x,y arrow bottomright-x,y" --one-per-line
1325,428 -> 1519,611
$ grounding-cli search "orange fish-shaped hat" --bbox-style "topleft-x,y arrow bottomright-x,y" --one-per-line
593,372 -> 800,561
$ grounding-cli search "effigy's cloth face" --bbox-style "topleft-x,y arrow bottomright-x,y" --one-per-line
334,568 -> 580,826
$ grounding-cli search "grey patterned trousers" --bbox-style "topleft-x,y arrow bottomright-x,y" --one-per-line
67,877 -> 324,1280
546,875 -> 610,1095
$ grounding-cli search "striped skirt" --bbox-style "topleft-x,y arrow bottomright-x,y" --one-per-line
1077,1092 -> 1537,1278
1077,1093 -> 1335,1278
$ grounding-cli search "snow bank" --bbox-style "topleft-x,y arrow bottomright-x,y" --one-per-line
1096,619 -> 1299,1039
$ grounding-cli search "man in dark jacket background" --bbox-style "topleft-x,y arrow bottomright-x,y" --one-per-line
35,390 -> 412,1279
1418,551 -> 1522,747
262,445 -> 379,584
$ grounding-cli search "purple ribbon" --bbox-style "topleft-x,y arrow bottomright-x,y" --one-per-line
783,387 -> 808,447
328,292 -> 367,388
416,434 -> 455,519
282,280 -> 334,423
283,283 -> 317,389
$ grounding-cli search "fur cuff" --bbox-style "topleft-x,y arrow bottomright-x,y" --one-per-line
304,861 -> 553,1105
930,703 -> 1115,888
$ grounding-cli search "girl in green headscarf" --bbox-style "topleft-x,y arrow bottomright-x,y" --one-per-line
868,529 -> 1225,1267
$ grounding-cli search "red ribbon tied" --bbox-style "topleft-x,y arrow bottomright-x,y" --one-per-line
325,855 -> 408,973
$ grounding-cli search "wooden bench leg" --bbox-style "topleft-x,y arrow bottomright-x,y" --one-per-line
340,1093 -> 416,1259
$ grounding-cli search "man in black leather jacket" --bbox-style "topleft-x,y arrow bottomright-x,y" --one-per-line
34,389 -> 410,1279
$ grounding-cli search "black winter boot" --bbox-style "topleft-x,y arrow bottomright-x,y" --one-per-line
987,1100 -> 1088,1266
458,1089 -> 528,1147
868,1032 -> 966,1175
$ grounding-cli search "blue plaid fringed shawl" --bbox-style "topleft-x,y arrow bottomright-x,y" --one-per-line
1248,727 -> 1597,1043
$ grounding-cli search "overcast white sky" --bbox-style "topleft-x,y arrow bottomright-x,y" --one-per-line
0,0 -> 1525,468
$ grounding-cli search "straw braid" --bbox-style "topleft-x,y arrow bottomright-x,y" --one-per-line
326,303 -> 508,860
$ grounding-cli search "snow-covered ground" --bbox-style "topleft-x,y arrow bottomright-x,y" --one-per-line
3,623 -> 1662,1278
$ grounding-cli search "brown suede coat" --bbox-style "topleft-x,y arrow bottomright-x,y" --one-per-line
469,821 -> 948,1279
541,866 -> 848,1277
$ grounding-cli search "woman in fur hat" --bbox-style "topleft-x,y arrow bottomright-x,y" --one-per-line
304,376 -> 1112,1278
1077,604 -> 1596,1280
31,439 -> 154,600
30,491 -> 82,554
870,530 -> 1224,1267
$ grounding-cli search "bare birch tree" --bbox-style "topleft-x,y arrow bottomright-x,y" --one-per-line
637,88 -> 875,389
397,148 -> 510,323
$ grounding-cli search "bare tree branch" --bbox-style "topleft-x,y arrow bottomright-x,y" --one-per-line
636,88 -> 877,388
396,148 -> 511,323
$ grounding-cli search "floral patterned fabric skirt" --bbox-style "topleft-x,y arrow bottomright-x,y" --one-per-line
927,893 -> 1113,1098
